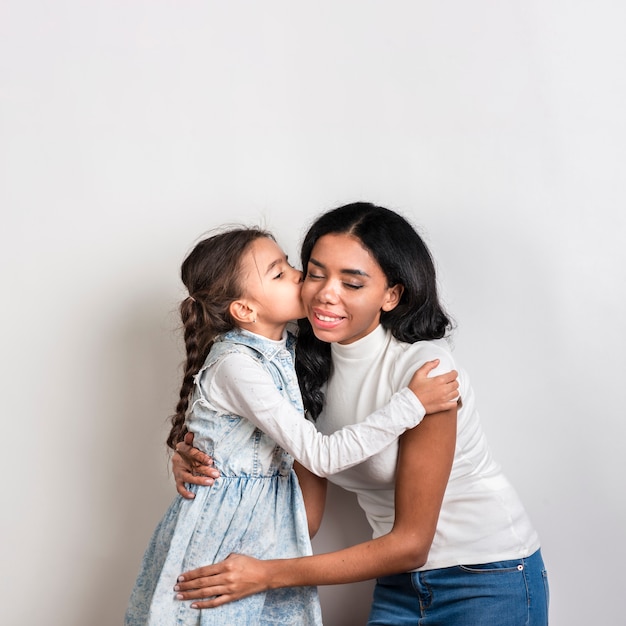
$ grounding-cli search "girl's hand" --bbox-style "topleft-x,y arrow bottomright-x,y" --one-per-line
172,432 -> 220,499
408,360 -> 460,414
174,553 -> 270,609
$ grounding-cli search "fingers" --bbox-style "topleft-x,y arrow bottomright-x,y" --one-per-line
173,466 -> 210,498
409,362 -> 462,415
175,467 -> 216,489
174,445 -> 220,480
176,442 -> 216,471
174,571 -> 228,603
174,574 -> 246,609
432,368 -> 458,383
175,582 -> 235,609
190,594 -> 236,610
175,562 -> 226,587
176,480 -> 197,500
173,555 -> 265,609
443,383 -> 460,406
176,566 -> 215,584
190,595 -> 237,609
435,369 -> 459,401
175,574 -> 218,594
172,450 -> 218,497
415,359 -> 440,378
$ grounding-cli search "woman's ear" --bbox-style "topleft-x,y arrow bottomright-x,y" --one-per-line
229,300 -> 257,324
381,284 -> 404,312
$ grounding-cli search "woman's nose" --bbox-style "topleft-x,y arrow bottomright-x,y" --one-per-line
315,281 -> 339,304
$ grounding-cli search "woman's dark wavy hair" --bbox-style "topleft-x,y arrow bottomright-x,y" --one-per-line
296,202 -> 452,420
166,226 -> 272,449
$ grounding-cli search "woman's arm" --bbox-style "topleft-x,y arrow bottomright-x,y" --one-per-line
173,404 -> 457,607
294,462 -> 327,538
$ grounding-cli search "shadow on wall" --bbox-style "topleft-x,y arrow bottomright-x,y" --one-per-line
76,293 -> 183,626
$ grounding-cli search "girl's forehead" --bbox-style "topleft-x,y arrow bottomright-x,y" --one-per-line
242,237 -> 285,274
247,236 -> 282,259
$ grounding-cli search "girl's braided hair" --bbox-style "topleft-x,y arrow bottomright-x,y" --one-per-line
166,226 -> 272,449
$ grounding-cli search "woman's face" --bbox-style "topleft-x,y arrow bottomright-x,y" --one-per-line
301,233 -> 402,345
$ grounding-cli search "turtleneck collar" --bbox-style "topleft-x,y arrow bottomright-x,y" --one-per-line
330,323 -> 389,362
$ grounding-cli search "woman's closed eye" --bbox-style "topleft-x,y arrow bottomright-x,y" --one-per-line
306,271 -> 363,290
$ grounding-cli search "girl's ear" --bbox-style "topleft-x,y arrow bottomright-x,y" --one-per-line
381,284 -> 404,312
229,300 -> 257,324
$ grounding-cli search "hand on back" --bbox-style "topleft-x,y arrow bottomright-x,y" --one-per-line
408,360 -> 460,414
172,432 -> 220,499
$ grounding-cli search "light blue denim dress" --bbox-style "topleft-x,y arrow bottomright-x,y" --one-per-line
125,329 -> 322,626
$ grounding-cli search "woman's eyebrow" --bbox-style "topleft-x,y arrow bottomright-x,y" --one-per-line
309,256 -> 370,278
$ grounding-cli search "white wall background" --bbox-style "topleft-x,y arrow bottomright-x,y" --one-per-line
1,1 -> 624,625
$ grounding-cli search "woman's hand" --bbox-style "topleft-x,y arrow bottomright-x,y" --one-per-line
174,553 -> 271,609
172,432 -> 220,499
408,359 -> 460,414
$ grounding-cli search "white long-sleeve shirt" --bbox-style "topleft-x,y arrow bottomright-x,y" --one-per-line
200,332 -> 427,477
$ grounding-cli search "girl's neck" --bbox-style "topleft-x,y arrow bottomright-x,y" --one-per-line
237,322 -> 288,342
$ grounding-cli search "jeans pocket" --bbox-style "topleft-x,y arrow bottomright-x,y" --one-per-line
459,560 -> 524,574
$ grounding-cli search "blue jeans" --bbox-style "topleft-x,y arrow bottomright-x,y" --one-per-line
367,549 -> 549,626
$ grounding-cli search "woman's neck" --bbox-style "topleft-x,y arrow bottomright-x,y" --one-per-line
330,324 -> 386,361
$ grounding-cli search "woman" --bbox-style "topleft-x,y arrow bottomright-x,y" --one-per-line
173,202 -> 549,625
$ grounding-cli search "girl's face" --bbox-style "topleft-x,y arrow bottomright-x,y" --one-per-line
301,233 -> 402,345
238,237 -> 304,340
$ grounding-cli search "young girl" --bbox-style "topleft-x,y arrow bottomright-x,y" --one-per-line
172,205 -> 549,626
125,226 -> 459,625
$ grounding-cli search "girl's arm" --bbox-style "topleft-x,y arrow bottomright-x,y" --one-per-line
182,354 -> 458,479
173,404 -> 457,607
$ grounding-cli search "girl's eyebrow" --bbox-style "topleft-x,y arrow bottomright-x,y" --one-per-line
265,256 -> 286,274
309,256 -> 370,278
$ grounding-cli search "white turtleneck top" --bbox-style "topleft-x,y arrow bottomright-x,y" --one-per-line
316,324 -> 540,570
